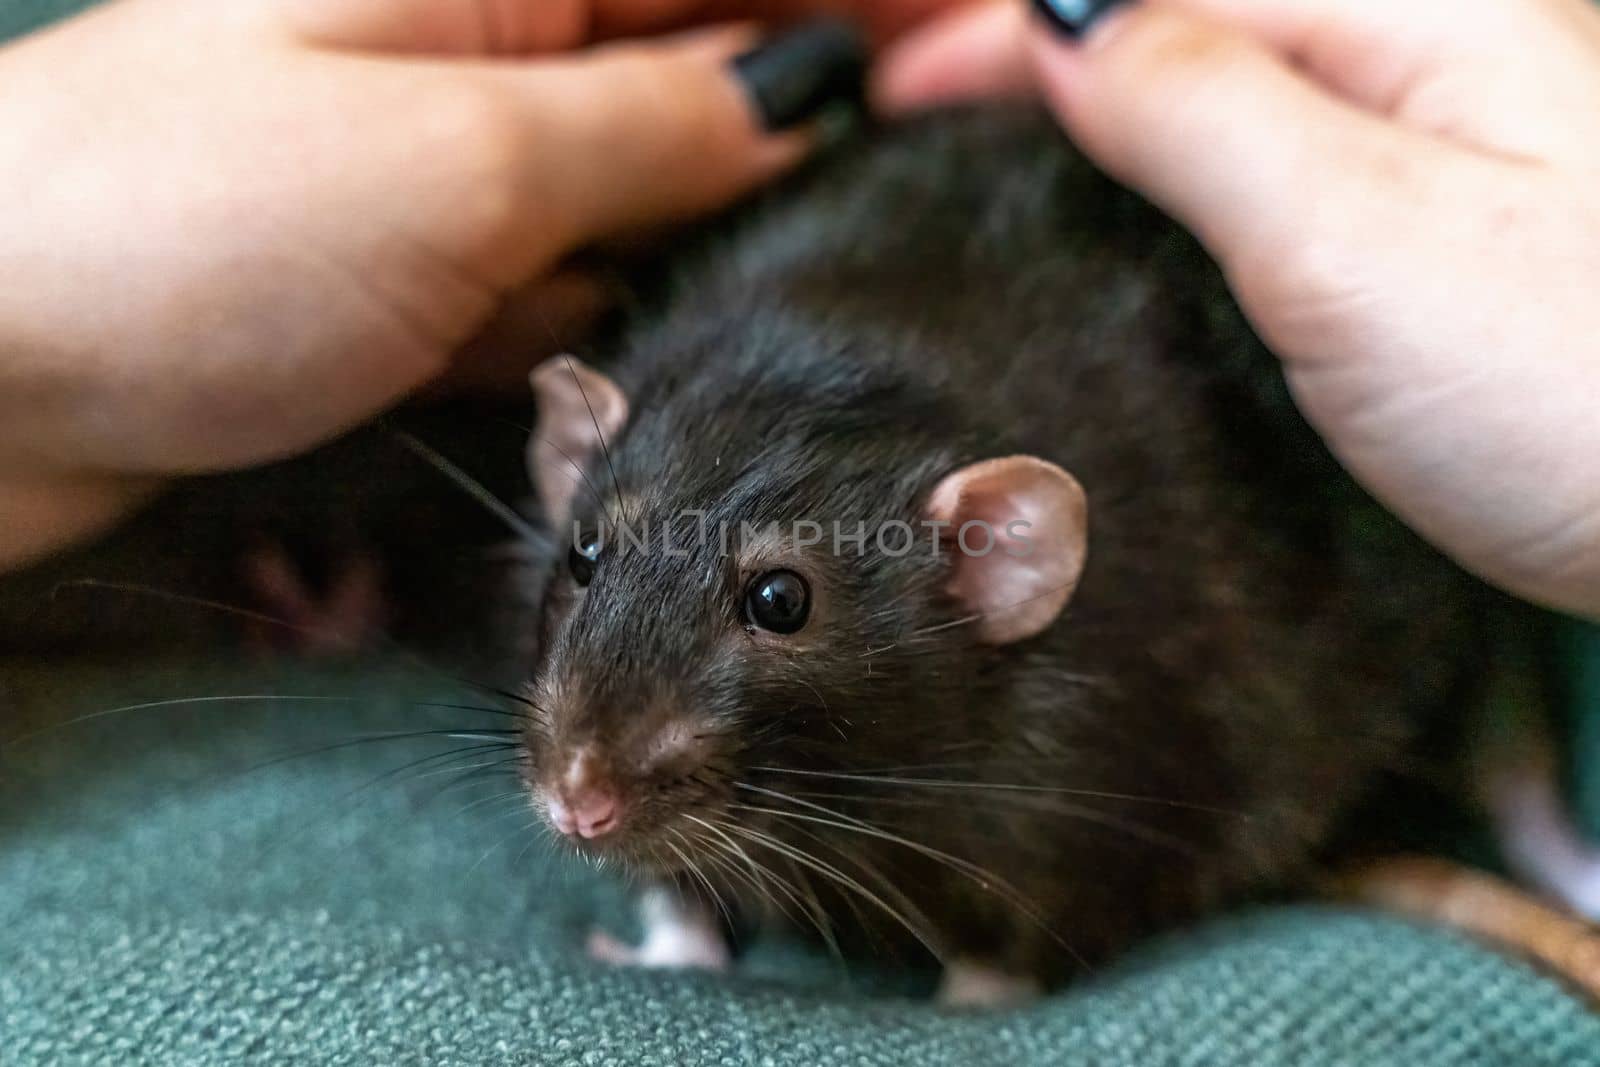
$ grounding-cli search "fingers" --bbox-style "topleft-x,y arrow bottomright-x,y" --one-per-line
281,0 -> 977,54
873,0 -> 1031,111
880,2 -> 1498,279
586,1 -> 974,46
485,22 -> 856,254
281,0 -> 592,53
882,0 -> 1600,165
1029,6 -> 1482,278
1157,0 -> 1600,164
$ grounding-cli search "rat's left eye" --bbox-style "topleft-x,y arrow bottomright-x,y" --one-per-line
744,570 -> 810,634
569,529 -> 602,586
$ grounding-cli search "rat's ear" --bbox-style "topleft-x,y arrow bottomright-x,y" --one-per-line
528,355 -> 629,523
924,455 -> 1089,645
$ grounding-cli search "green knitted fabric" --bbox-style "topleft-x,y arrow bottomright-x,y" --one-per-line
5,659 -> 1600,1066
0,0 -> 83,40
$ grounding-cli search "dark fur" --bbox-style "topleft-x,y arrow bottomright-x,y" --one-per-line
0,408 -> 527,660
513,106 -> 1501,983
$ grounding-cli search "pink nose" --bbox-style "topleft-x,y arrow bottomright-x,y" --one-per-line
548,790 -> 621,839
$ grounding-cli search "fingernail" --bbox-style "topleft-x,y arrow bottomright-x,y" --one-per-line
1030,0 -> 1130,39
732,19 -> 868,133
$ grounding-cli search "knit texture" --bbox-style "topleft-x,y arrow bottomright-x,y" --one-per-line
4,658 -> 1600,1066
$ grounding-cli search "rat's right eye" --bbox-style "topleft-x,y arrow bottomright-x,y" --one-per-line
744,570 -> 811,634
569,530 -> 602,586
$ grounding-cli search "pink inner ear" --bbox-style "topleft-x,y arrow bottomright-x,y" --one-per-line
925,455 -> 1089,645
528,355 -> 629,523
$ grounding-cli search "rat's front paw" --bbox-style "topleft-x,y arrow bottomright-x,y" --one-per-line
585,889 -> 731,971
936,959 -> 1041,1010
585,925 -> 730,971
242,541 -> 387,655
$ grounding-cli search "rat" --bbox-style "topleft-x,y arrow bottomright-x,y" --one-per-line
507,104 -> 1566,1007
1,101 -> 1584,1006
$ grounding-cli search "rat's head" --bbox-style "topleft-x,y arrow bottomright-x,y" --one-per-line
515,353 -> 1089,873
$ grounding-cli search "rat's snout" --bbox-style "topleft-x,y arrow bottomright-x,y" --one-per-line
534,702 -> 718,850
548,789 -> 620,839
546,748 -> 624,840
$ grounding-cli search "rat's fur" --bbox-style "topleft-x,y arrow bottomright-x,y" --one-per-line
513,107 -> 1501,986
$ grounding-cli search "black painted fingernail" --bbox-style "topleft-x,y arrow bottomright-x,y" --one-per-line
732,19 -> 868,133
1031,0 -> 1130,38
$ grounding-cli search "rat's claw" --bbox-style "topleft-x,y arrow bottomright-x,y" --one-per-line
585,929 -> 641,967
583,923 -> 731,971
936,959 -> 1041,1010
584,889 -> 732,972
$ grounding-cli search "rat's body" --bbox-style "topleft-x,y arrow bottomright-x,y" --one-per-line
513,106 -> 1499,999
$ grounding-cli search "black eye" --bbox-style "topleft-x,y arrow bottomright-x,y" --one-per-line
568,529 -> 602,586
744,570 -> 810,634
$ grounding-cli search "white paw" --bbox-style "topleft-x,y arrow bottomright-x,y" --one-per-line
585,889 -> 730,972
936,960 -> 1041,1010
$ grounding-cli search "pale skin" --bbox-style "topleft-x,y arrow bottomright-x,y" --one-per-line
0,0 -> 1596,616
0,0 -> 957,571
878,0 -> 1600,618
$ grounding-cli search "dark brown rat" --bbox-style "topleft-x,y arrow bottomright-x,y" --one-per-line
509,106 -> 1521,1004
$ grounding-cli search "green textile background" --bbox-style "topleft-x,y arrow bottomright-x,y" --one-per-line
2,2 -> 1599,1063
0,0 -> 80,39
4,660 -> 1600,1066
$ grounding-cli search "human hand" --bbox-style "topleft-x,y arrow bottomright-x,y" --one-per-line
0,0 -> 953,569
879,0 -> 1600,617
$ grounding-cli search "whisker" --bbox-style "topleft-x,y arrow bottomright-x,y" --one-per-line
767,777 -> 1201,860
402,754 -> 525,785
201,736 -> 522,817
666,827 -> 734,927
4,694 -> 357,749
765,785 -> 1207,837
906,581 -> 1084,639
412,757 -> 529,811
486,412 -> 614,523
751,765 -> 1245,817
780,820 -> 920,961
47,578 -> 546,720
682,812 -> 840,958
53,579 -> 307,635
538,433 -> 617,532
390,429 -> 541,544
679,825 -> 786,927
467,817 -> 540,877
731,790 -> 1078,957
561,355 -> 624,526
446,786 -> 532,822
714,816 -> 942,961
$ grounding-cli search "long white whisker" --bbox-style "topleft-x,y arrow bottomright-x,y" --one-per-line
667,827 -> 734,927
392,430 -> 541,544
752,765 -> 1244,816
715,817 -> 943,961
730,793 -> 1075,956
684,813 -> 840,958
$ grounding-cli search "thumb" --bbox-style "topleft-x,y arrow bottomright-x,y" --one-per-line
1026,5 -> 1474,279
494,20 -> 866,251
